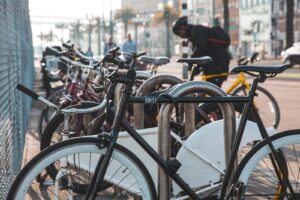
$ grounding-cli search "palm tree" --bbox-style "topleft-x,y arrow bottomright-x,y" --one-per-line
114,7 -> 136,36
286,0 -> 294,49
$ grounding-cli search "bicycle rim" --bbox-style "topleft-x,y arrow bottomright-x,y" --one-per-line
233,85 -> 280,128
232,130 -> 300,199
8,138 -> 156,200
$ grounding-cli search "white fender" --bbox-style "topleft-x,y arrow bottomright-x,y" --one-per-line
172,119 -> 277,194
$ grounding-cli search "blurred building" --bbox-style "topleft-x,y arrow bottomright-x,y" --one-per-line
238,0 -> 300,58
187,0 -> 239,56
214,0 -> 239,56
122,0 -> 160,13
188,0 -> 214,25
273,0 -> 300,57
120,0 -> 180,56
238,0 -> 273,58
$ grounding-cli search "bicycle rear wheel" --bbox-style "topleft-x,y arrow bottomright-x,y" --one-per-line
232,85 -> 280,128
7,137 -> 157,200
231,129 -> 300,199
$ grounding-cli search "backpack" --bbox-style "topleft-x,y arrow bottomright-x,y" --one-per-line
208,26 -> 231,48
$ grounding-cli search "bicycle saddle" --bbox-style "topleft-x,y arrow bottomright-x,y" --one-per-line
176,56 -> 213,65
139,56 -> 170,65
231,64 -> 291,75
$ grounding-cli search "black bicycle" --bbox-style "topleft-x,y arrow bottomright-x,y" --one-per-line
8,59 -> 300,199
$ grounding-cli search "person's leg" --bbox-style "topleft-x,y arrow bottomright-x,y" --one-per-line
206,76 -> 226,88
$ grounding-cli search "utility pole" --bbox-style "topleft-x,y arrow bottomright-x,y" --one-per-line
164,6 -> 171,58
96,17 -> 101,55
87,16 -> 93,48
109,0 -> 113,38
102,14 -> 105,47
75,20 -> 81,46
181,0 -> 189,80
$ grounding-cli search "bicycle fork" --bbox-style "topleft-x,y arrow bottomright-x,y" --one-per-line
84,131 -> 119,200
85,82 -> 133,200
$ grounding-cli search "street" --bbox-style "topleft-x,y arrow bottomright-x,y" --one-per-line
157,58 -> 300,132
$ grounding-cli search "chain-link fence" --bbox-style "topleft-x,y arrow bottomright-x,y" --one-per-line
0,0 -> 34,198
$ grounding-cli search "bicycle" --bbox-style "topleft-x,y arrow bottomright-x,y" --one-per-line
37,44 -> 105,139
178,52 -> 280,129
9,57 -> 300,199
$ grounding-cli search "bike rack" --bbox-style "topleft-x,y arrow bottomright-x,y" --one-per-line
157,81 -> 236,199
114,71 -> 153,110
133,74 -> 183,129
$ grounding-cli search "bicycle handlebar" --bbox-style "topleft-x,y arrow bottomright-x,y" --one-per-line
17,84 -> 59,109
116,68 -> 136,81
17,84 -> 39,100
16,83 -> 108,114
61,99 -> 107,114
60,56 -> 96,70
46,47 -> 63,57
133,51 -> 146,58
62,42 -> 97,64
108,46 -> 120,54
62,42 -> 73,50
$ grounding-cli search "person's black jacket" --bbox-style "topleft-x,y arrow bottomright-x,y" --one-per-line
188,25 -> 231,76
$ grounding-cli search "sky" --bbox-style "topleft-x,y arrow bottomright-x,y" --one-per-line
29,0 -> 121,50
29,0 -> 121,19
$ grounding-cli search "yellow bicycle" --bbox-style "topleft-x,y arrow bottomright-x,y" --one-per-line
195,54 -> 280,129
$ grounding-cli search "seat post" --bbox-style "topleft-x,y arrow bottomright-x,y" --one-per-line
248,77 -> 261,98
189,65 -> 200,81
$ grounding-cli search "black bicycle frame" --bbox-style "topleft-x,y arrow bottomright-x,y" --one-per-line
86,76 -> 294,200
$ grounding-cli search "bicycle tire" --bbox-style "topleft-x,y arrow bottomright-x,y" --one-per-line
40,105 -> 104,183
232,85 -> 280,129
231,129 -> 300,199
7,137 -> 157,199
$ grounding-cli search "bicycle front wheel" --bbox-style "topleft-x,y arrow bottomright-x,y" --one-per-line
7,137 -> 157,200
232,129 -> 300,199
232,85 -> 280,128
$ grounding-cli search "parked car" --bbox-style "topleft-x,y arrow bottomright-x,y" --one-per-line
281,42 -> 300,66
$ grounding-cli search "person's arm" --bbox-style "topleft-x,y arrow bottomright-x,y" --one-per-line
190,26 -> 207,58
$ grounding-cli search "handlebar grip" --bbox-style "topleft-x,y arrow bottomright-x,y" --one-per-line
62,43 -> 73,50
16,84 -> 39,100
136,52 -> 146,57
46,47 -> 62,56
108,46 -> 120,54
116,69 -> 136,81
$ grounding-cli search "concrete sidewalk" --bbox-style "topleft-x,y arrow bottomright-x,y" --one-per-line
22,65 -> 46,166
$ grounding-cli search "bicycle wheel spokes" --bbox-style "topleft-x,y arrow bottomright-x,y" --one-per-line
235,132 -> 300,199
11,140 -> 155,199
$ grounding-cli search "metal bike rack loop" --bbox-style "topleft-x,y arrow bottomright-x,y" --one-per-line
133,74 -> 183,129
114,71 -> 153,110
157,81 -> 236,199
